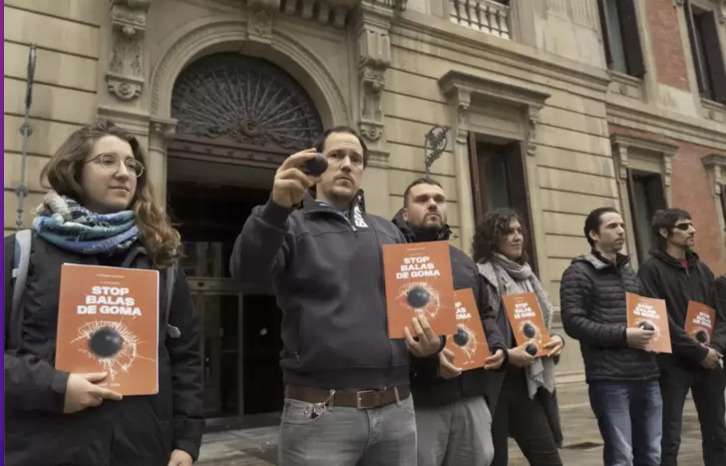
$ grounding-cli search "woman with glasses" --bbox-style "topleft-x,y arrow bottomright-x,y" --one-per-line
4,120 -> 203,466
473,207 -> 564,466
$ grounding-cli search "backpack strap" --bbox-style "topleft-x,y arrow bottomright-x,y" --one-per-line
10,229 -> 32,350
165,261 -> 181,339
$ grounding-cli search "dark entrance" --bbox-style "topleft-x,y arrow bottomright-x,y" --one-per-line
167,53 -> 324,428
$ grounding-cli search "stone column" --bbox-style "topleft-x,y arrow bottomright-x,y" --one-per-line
148,118 -> 177,209
445,87 -> 475,250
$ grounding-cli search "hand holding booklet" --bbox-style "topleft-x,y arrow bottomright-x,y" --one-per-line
55,264 -> 160,396
444,288 -> 491,370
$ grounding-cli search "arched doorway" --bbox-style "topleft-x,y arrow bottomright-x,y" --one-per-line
166,53 -> 323,428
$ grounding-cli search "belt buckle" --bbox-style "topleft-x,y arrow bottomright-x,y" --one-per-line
355,389 -> 378,409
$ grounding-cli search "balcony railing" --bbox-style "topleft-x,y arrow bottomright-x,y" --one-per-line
449,0 -> 510,40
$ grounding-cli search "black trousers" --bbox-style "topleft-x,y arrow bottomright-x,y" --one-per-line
491,371 -> 562,466
660,363 -> 726,466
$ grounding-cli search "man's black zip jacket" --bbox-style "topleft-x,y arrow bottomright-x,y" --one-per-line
638,249 -> 726,370
392,210 -> 507,408
230,191 -> 412,390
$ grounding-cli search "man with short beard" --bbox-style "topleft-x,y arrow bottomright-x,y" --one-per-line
392,177 -> 507,466
560,207 -> 661,466
637,208 -> 726,466
230,128 -> 441,465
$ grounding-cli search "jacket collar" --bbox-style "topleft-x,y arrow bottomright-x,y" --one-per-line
391,208 -> 452,242
574,250 -> 631,271
302,189 -> 366,215
649,248 -> 700,269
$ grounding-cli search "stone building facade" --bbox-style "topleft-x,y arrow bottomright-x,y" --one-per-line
4,0 -> 726,423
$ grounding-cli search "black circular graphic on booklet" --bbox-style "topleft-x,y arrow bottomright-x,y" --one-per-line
526,343 -> 538,356
453,326 -> 469,346
639,321 -> 654,331
695,330 -> 709,343
89,327 -> 124,358
304,153 -> 328,176
523,323 -> 536,338
407,286 -> 430,309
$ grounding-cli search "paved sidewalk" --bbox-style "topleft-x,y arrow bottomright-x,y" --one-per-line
197,381 -> 708,465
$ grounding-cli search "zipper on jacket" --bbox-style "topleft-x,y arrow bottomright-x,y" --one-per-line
370,224 -> 394,374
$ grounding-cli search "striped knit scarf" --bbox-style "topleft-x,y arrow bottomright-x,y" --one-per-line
32,191 -> 139,255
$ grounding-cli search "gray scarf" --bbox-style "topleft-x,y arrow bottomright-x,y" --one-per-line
479,253 -> 556,398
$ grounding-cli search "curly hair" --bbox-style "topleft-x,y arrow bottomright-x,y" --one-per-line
472,207 -> 527,264
40,119 -> 180,268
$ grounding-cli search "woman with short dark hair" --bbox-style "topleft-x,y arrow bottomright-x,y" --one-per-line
473,207 -> 563,466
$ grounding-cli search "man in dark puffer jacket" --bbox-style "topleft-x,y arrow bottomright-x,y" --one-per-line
637,208 -> 726,466
560,207 -> 661,466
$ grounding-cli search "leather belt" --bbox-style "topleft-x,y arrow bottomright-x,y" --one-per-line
285,385 -> 410,409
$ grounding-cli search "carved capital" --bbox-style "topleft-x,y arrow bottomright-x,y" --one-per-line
107,73 -> 144,101
673,0 -> 685,7
110,0 -> 150,37
359,119 -> 384,142
107,0 -> 149,101
150,118 -> 177,141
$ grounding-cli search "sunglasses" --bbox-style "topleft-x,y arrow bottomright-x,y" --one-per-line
673,223 -> 692,231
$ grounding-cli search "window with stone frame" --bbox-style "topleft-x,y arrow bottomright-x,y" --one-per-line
684,0 -> 726,103
611,135 -> 677,266
596,0 -> 646,77
468,134 -> 537,272
627,170 -> 667,263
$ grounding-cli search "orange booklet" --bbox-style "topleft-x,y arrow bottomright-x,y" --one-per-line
55,263 -> 160,395
626,292 -> 672,353
382,241 -> 457,338
501,292 -> 552,357
445,288 -> 490,370
684,300 -> 716,346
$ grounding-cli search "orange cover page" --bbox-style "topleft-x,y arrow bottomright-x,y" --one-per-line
55,263 -> 160,395
501,292 -> 552,357
626,292 -> 672,354
382,241 -> 457,338
445,288 -> 490,370
684,300 -> 716,346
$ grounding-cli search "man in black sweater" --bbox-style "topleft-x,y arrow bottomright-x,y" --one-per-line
637,208 -> 726,466
392,178 -> 506,466
230,127 -> 441,466
561,207 -> 661,466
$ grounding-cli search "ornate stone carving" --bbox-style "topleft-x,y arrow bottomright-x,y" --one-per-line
526,106 -> 540,157
247,9 -> 274,43
107,0 -> 150,101
673,0 -> 685,7
353,1 -> 394,158
150,18 -> 350,128
170,53 -> 323,151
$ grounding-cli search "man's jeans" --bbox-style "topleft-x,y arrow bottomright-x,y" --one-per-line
278,394 -> 416,466
588,380 -> 662,466
660,364 -> 726,466
415,396 -> 494,466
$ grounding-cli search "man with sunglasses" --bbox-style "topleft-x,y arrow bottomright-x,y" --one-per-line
637,208 -> 726,466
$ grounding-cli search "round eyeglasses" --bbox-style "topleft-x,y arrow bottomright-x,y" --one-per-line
85,153 -> 145,178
